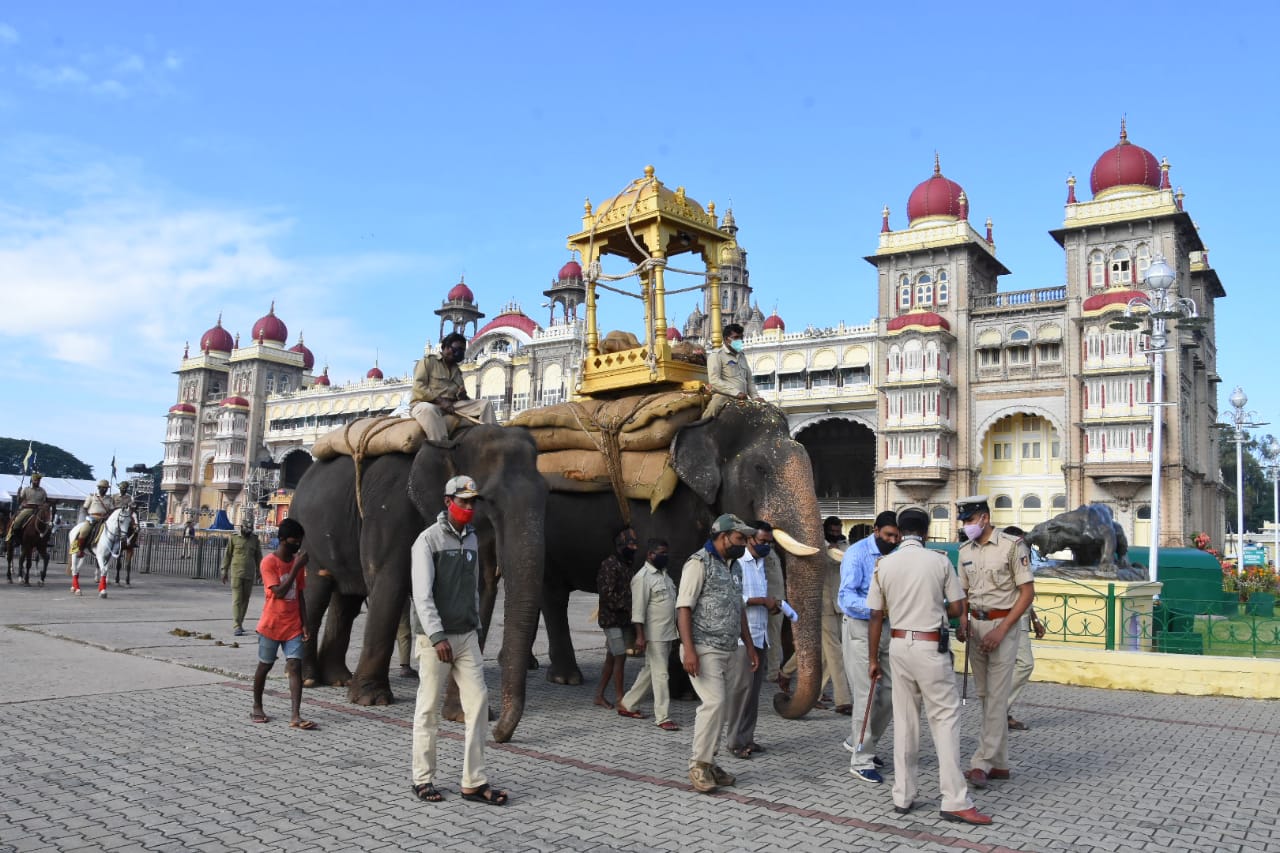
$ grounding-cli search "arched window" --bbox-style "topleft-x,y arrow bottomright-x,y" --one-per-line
1110,247 -> 1132,285
898,276 -> 912,311
1052,494 -> 1067,509
931,506 -> 950,519
1135,243 -> 1151,283
916,273 -> 933,307
887,345 -> 902,374
1136,505 -> 1152,520
1022,495 -> 1042,509
936,270 -> 949,305
1089,250 -> 1106,290
994,495 -> 1014,509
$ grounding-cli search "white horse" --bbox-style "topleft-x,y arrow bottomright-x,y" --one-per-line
68,508 -> 135,598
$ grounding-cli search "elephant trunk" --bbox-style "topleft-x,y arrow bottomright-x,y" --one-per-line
764,452 -> 827,719
491,499 -> 545,743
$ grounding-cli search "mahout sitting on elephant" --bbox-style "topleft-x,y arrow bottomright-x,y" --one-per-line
288,424 -> 545,743
514,399 -> 831,719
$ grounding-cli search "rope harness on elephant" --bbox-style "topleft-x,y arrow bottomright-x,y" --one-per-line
345,417 -> 408,520
565,394 -> 665,526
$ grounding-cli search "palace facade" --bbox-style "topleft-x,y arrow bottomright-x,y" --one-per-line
161,125 -> 1225,547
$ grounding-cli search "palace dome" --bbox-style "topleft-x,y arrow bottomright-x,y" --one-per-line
907,156 -> 967,225
666,326 -> 683,341
558,260 -> 582,280
289,337 -> 315,370
366,365 -> 384,380
219,395 -> 251,408
251,303 -> 288,344
199,316 -> 234,353
447,279 -> 475,302
168,402 -> 197,415
886,310 -> 951,333
1090,121 -> 1160,197
314,368 -> 331,386
476,305 -> 538,338
762,312 -> 785,332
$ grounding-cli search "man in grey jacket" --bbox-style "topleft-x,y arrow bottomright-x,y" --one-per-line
409,475 -> 509,806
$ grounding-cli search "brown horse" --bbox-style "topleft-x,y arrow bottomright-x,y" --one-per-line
115,519 -> 141,586
6,503 -> 54,586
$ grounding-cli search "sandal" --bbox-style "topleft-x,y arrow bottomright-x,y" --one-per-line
412,783 -> 444,802
249,712 -> 269,724
747,742 -> 766,754
657,720 -> 681,731
461,783 -> 508,806
729,745 -> 753,760
617,707 -> 647,719
289,719 -> 318,730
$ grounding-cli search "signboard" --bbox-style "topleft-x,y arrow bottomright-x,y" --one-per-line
1242,545 -> 1268,568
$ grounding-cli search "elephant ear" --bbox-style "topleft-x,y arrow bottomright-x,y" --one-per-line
407,446 -> 451,521
671,419 -> 722,505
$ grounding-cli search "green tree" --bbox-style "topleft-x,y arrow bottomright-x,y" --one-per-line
1218,427 -> 1276,536
0,438 -> 93,479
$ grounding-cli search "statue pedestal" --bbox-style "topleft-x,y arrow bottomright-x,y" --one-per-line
1032,578 -> 1162,651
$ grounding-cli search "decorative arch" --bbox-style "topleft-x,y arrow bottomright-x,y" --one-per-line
789,410 -> 878,438
971,404 -> 1067,469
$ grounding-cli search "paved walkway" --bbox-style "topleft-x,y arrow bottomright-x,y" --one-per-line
1,573 -> 1278,852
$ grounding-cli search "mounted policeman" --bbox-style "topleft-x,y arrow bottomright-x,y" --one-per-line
6,471 -> 50,543
78,479 -> 117,552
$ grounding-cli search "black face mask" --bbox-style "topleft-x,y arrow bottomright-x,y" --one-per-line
753,543 -> 772,558
875,536 -> 896,556
650,554 -> 669,570
724,544 -> 747,561
825,531 -> 843,544
282,542 -> 301,558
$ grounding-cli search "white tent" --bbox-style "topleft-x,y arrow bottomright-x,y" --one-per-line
0,474 -> 102,504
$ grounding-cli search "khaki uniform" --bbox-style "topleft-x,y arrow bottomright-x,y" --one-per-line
704,344 -> 756,417
409,355 -> 495,440
220,532 -> 263,631
958,530 -> 1033,774
7,484 -> 48,540
868,538 -> 972,813
80,491 -> 115,545
620,562 -> 679,724
1009,614 -> 1036,710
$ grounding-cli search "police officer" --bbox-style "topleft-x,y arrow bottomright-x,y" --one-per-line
80,479 -> 115,549
7,472 -> 48,542
868,507 -> 990,825
955,495 -> 1035,790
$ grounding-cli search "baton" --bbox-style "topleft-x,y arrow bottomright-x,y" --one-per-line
856,673 -> 880,752
961,634 -> 971,706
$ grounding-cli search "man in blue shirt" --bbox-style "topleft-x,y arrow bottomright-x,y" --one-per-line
838,510 -> 901,783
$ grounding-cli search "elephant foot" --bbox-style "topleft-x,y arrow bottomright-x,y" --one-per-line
347,679 -> 395,707
545,662 -> 583,685
527,653 -> 540,671
303,677 -> 318,688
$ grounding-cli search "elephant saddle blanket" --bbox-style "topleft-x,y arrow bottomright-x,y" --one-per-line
312,416 -> 425,461
509,391 -> 706,511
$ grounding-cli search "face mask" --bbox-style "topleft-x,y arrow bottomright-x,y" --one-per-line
448,503 -> 475,527
724,543 -> 747,560
753,542 -> 772,558
651,554 -> 669,570
962,522 -> 984,542
620,547 -> 638,564
281,541 -> 301,558
825,531 -> 843,544
729,339 -> 744,353
875,537 -> 896,556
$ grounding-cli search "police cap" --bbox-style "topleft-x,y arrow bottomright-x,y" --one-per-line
955,495 -> 990,521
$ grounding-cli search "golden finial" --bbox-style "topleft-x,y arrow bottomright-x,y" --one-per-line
675,186 -> 686,204
1067,175 -> 1076,186
708,200 -> 716,217
584,197 -> 592,216
269,299 -> 276,315
985,216 -> 993,228
644,164 -> 655,179
216,311 -> 223,326
933,152 -> 941,176
1119,116 -> 1128,143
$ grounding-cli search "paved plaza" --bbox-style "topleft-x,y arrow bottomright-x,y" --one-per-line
1,572 -> 1279,853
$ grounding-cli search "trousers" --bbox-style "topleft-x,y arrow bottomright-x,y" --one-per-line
724,643 -> 766,751
411,631 -> 488,788
1008,615 -> 1035,709
968,617 -> 1020,772
841,616 -> 892,768
688,644 -> 734,767
620,639 -> 672,723
411,399 -> 496,442
889,635 -> 972,812
231,577 -> 254,629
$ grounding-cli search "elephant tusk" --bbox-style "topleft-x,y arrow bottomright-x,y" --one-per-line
773,528 -> 819,556
826,547 -> 845,562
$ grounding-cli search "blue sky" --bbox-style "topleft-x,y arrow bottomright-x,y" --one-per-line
0,2 -> 1276,475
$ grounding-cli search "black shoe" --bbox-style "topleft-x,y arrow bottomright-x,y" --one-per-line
893,802 -> 914,815
400,665 -> 419,680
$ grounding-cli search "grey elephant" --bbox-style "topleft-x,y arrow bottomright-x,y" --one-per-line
1026,503 -> 1130,575
523,402 -> 830,719
288,425 -> 546,743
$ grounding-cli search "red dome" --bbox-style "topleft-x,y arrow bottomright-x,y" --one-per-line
313,368 -> 331,386
447,280 -> 474,302
558,260 -> 583,280
366,366 -> 384,379
907,156 -> 966,224
666,326 -> 683,341
251,303 -> 288,343
886,311 -> 951,333
476,307 -> 538,338
168,402 -> 196,415
200,316 -> 234,353
1090,122 -> 1160,196
219,395 -> 251,408
762,313 -> 785,332
289,338 -> 315,370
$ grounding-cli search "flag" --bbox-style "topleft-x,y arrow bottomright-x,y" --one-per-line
21,442 -> 33,474
111,455 -> 117,483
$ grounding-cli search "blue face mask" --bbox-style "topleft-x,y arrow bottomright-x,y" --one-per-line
753,542 -> 772,558
729,339 -> 744,353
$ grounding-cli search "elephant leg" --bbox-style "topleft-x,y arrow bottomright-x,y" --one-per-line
301,573 -> 334,686
348,585 -> 401,707
477,536 -> 500,651
317,592 -> 359,687
542,581 -> 583,685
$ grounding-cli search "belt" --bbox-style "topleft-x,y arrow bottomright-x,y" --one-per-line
891,629 -> 940,641
969,607 -> 1012,620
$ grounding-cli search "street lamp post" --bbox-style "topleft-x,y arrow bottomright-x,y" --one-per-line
1227,388 -> 1266,570
1111,254 -> 1200,583
1269,439 -> 1280,568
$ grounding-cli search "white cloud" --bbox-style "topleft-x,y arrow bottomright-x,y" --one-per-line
20,43 -> 181,99
0,23 -> 17,46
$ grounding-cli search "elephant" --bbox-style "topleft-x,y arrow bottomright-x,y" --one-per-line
288,424 -> 546,743
523,401 -> 828,719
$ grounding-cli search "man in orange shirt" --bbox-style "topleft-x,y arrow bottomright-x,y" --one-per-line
251,517 -> 314,729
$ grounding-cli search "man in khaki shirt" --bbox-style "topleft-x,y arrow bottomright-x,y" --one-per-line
619,538 -> 681,730
704,323 -> 759,417
869,507 -> 990,825
410,332 -> 496,440
955,495 -> 1034,790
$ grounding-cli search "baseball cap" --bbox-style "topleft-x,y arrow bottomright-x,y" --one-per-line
445,475 -> 480,499
710,513 -> 756,536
